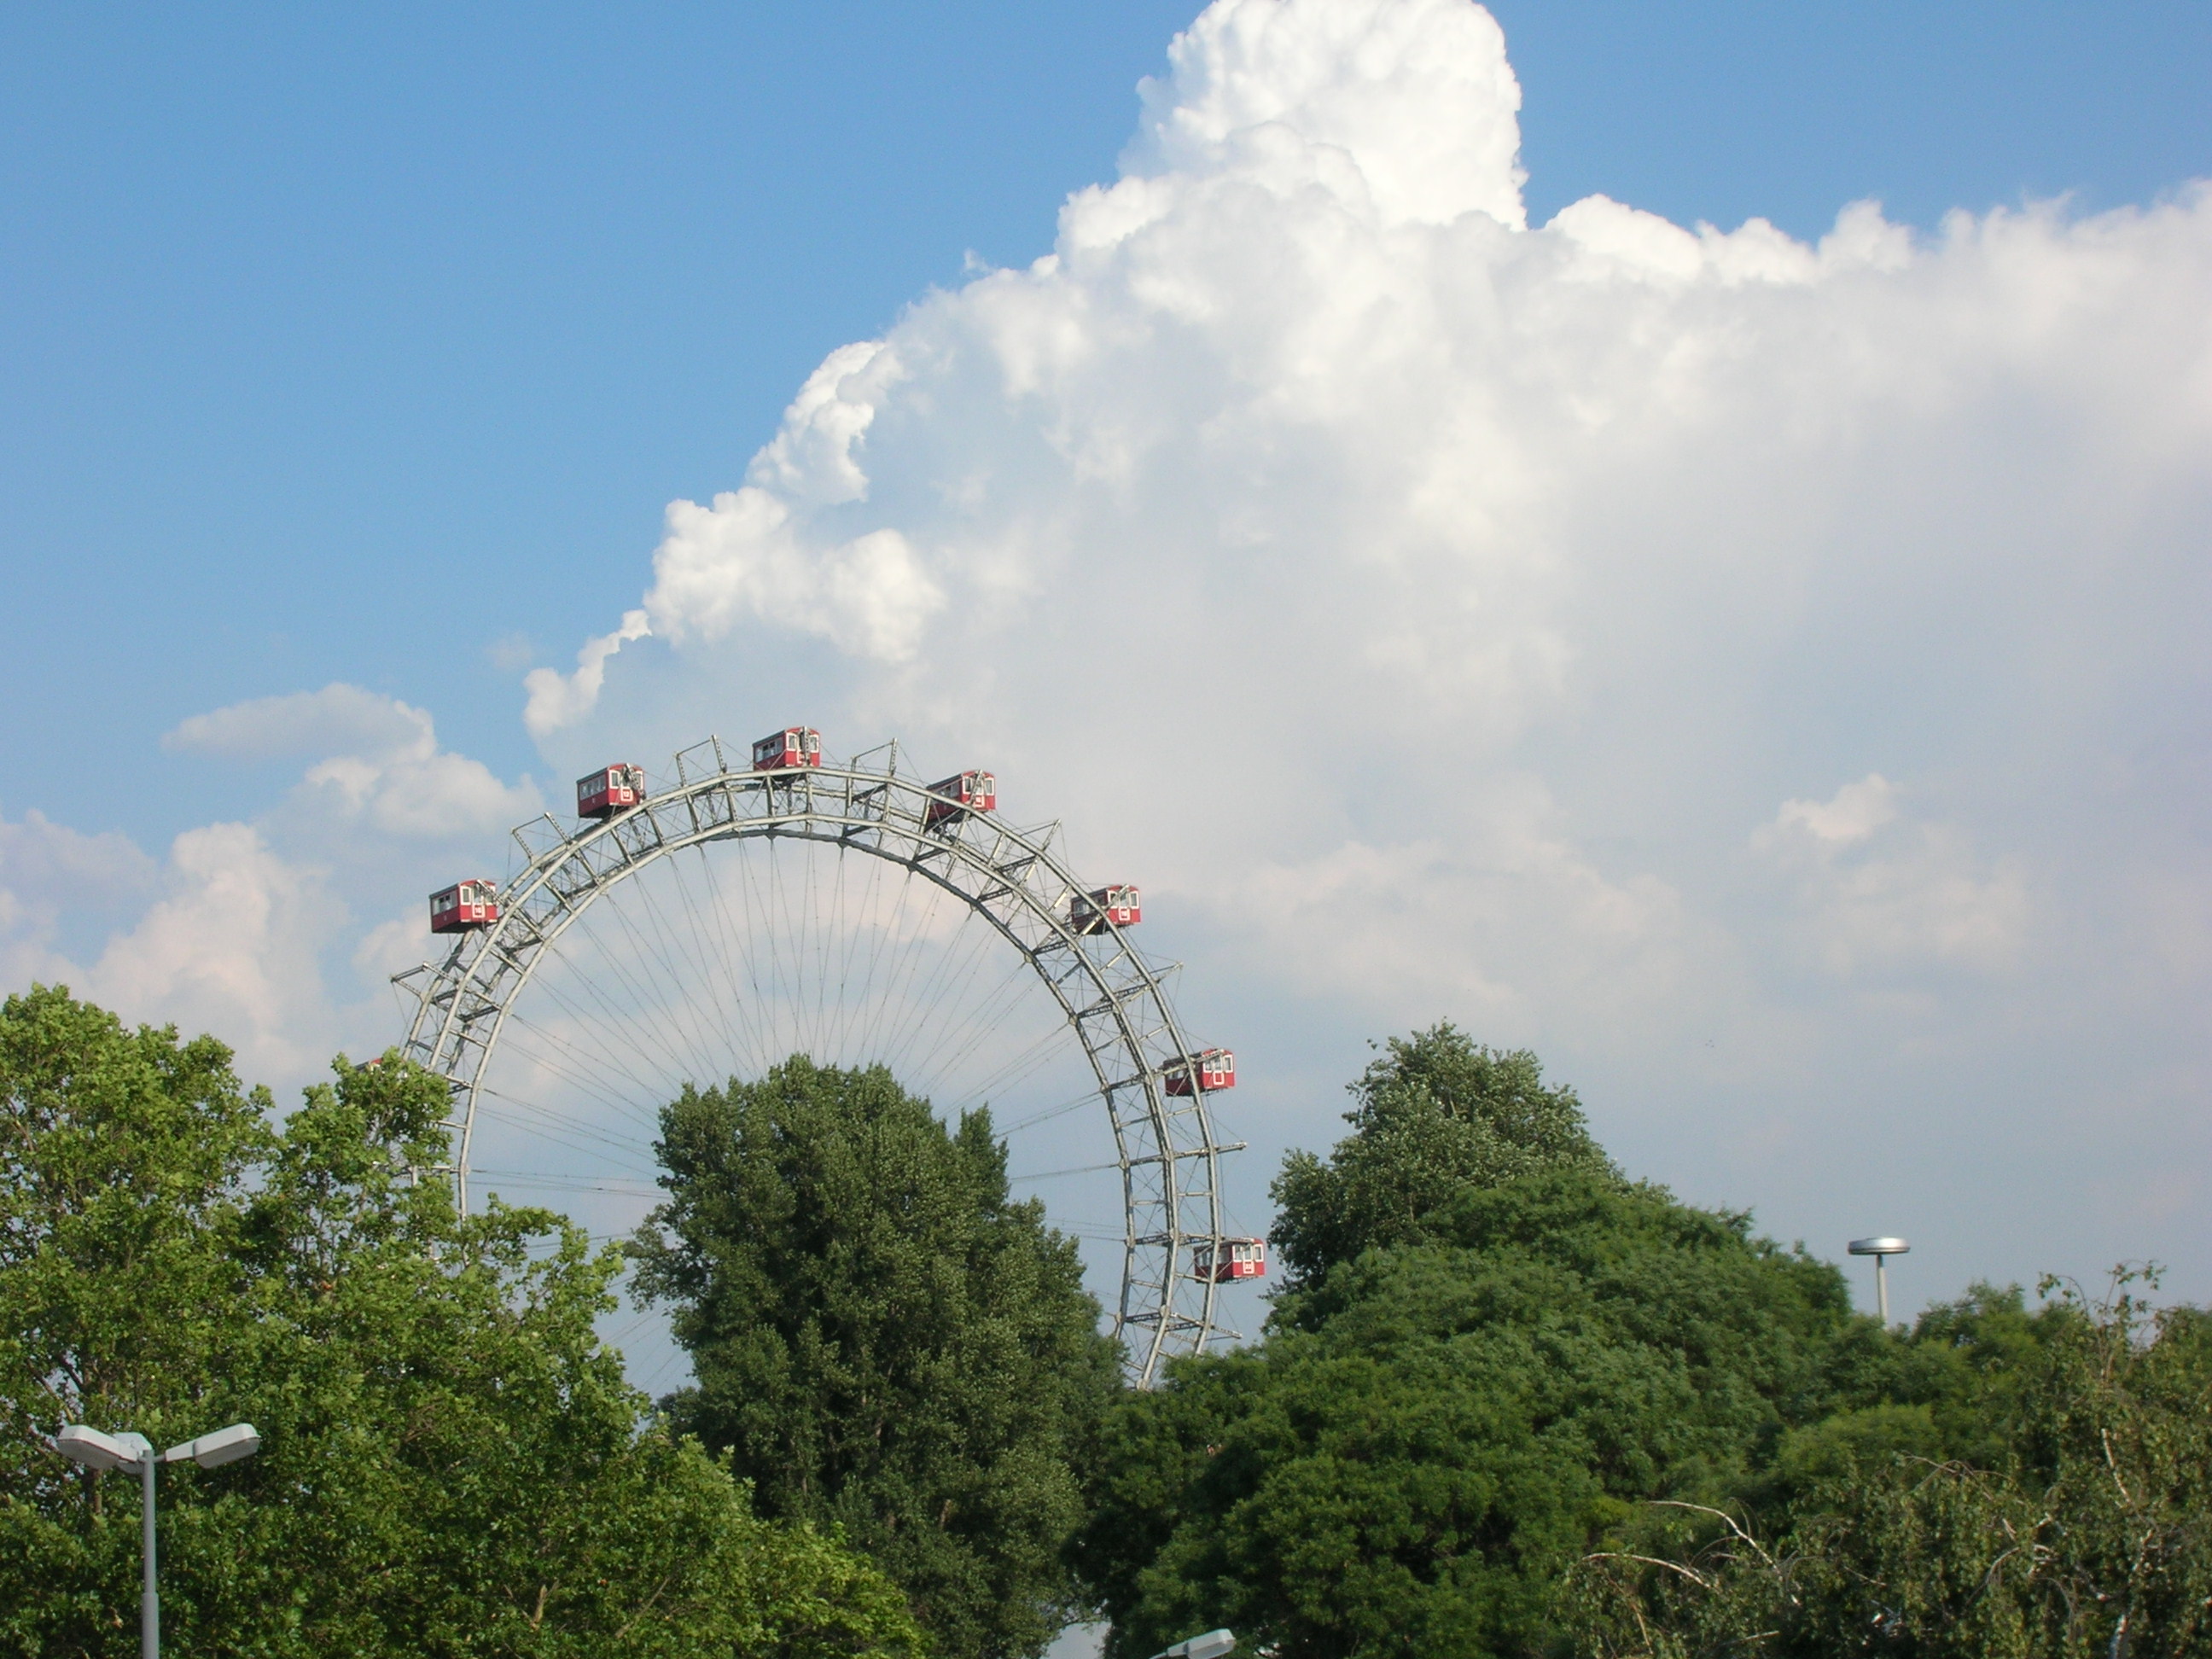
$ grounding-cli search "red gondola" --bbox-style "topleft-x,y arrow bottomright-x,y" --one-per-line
1071,884 -> 1141,933
1192,1237 -> 1267,1283
430,880 -> 499,934
1164,1048 -> 1235,1095
753,727 -> 824,771
924,770 -> 996,830
576,763 -> 646,820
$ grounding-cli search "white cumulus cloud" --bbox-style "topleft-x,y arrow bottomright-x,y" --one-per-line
80,823 -> 346,1080
5,689 -> 547,1088
0,809 -> 160,988
524,611 -> 652,739
1,810 -> 346,1081
170,684 -> 540,840
166,682 -> 434,761
524,0 -> 2212,1299
1126,0 -> 1528,230
5,0 -> 2201,1314
1756,775 -> 2032,976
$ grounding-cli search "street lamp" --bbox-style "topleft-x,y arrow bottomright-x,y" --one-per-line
1847,1237 -> 1910,1325
1148,1630 -> 1236,1659
52,1421 -> 260,1659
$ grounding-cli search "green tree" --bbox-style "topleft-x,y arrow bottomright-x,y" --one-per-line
1564,1272 -> 2212,1657
1270,1023 -> 1615,1284
1074,1167 -> 1855,1659
0,984 -> 923,1659
630,1056 -> 1121,1659
1757,1281 -> 2052,1504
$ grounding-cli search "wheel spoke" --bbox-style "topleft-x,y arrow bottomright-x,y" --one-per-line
393,741 -> 1236,1386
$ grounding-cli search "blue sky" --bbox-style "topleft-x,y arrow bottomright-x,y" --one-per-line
6,3 -> 2206,835
4,1 -> 2212,1332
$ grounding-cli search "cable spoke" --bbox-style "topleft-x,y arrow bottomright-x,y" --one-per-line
403,747 -> 1233,1387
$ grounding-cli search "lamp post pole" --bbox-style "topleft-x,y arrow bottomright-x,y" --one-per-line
1847,1237 -> 1911,1325
140,1446 -> 159,1659
52,1421 -> 260,1659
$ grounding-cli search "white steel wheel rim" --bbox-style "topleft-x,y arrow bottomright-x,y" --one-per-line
393,735 -> 1241,1386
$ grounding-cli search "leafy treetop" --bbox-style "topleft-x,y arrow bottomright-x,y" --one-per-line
632,1055 -> 1121,1659
1564,1271 -> 2212,1658
1076,1167 -> 1854,1659
1269,1022 -> 1615,1284
0,985 -> 923,1659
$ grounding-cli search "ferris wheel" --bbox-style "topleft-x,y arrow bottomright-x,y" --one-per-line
392,730 -> 1260,1386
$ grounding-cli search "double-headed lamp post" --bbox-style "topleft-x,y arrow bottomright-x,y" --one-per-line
53,1420 -> 260,1659
1847,1237 -> 1910,1325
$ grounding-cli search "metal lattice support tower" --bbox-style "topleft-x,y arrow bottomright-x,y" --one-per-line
393,736 -> 1242,1387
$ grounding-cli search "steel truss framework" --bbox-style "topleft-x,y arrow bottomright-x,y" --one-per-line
394,736 -> 1240,1385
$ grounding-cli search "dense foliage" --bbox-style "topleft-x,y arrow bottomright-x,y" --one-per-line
1075,1167 -> 1855,1656
10,986 -> 2208,1659
631,1057 -> 1122,1659
1269,1024 -> 1615,1284
1564,1273 -> 2212,1657
1077,1022 -> 2212,1659
0,987 -> 922,1659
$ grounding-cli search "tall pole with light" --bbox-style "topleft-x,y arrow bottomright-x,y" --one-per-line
1847,1237 -> 1910,1325
52,1421 -> 260,1659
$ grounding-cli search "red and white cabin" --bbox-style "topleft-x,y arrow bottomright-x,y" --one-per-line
753,727 -> 824,771
430,880 -> 499,934
1192,1237 -> 1267,1283
576,763 -> 645,820
1164,1048 -> 1235,1096
1071,884 -> 1141,933
924,770 -> 996,830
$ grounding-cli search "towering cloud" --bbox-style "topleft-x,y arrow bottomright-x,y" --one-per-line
3,0 -> 2203,1300
521,0 -> 2212,1292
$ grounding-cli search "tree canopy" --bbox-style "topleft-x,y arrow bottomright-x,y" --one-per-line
1074,1167 -> 1855,1657
631,1056 -> 1121,1659
1565,1272 -> 2212,1658
1269,1023 -> 1615,1284
1079,1022 -> 2212,1659
11,986 -> 2208,1659
0,985 -> 922,1659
